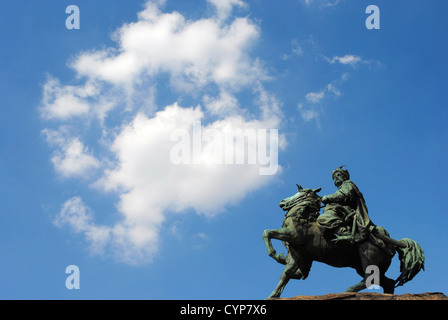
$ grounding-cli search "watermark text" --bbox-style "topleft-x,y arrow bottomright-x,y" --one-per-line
170,121 -> 279,175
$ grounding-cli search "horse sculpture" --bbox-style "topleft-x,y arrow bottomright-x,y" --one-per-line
262,185 -> 425,299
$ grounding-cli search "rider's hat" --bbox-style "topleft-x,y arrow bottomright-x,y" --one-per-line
332,165 -> 350,180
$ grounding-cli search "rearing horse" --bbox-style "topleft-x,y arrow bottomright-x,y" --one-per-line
262,185 -> 425,299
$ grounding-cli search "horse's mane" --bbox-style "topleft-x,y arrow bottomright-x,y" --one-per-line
284,198 -> 321,222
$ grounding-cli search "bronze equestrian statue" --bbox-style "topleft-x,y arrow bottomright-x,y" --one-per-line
262,167 -> 424,299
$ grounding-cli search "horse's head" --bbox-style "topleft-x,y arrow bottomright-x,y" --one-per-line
279,184 -> 322,213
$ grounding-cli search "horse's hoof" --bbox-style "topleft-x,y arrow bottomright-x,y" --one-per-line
276,253 -> 285,262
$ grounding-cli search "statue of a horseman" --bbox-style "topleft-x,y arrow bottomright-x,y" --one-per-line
262,166 -> 425,299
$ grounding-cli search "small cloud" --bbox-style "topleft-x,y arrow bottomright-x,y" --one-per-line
54,197 -> 111,255
305,91 -> 325,103
301,0 -> 343,8
192,232 -> 211,249
322,54 -> 380,69
207,0 -> 247,21
334,55 -> 362,65
298,103 -> 319,122
319,0 -> 342,9
40,76 -> 97,120
324,54 -> 363,66
203,90 -> 239,116
299,72 -> 350,125
281,38 -> 303,61
305,72 -> 349,104
195,232 -> 210,240
54,196 -> 160,264
326,83 -> 341,97
291,39 -> 303,56
169,221 -> 184,240
45,132 -> 101,179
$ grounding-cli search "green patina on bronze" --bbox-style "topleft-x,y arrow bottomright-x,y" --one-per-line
262,166 -> 425,299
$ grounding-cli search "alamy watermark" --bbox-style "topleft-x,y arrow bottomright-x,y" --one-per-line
170,121 -> 279,176
366,265 -> 380,289
365,5 -> 380,30
65,4 -> 380,31
65,5 -> 80,30
65,265 -> 80,290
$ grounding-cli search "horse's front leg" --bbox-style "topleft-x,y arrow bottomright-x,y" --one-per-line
267,260 -> 298,299
262,227 -> 294,263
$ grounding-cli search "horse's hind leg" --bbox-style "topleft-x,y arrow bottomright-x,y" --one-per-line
380,274 -> 395,294
345,264 -> 371,292
347,267 -> 395,293
346,249 -> 370,292
347,243 -> 394,293
345,278 -> 366,292
377,256 -> 395,293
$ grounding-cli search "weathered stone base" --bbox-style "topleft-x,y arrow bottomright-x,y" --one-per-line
273,292 -> 448,300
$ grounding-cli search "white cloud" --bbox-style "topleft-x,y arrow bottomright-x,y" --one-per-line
54,197 -> 111,255
43,128 -> 101,179
54,197 -> 158,263
40,76 -> 97,120
281,38 -> 303,61
51,139 -> 101,178
298,103 -> 319,123
331,55 -> 362,65
203,90 -> 239,116
305,72 -> 349,104
99,103 -> 280,216
322,54 -> 374,67
326,83 -> 341,97
51,102 -> 281,264
40,75 -> 123,124
319,0 -> 342,9
299,73 -> 350,123
301,0 -> 343,8
44,0 -> 283,264
207,0 -> 246,21
71,1 -> 263,92
305,91 -> 325,103
41,0 -> 266,123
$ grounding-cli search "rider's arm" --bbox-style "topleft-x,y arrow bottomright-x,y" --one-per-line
322,181 -> 354,204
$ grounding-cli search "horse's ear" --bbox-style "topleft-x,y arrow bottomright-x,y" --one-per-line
296,184 -> 303,191
313,188 -> 322,194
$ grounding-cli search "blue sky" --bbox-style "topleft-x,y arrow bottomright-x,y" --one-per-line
0,0 -> 447,299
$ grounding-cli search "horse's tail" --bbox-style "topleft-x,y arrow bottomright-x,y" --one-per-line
394,238 -> 425,288
370,228 -> 425,287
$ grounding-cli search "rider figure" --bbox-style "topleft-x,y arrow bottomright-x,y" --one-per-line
317,166 -> 371,245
